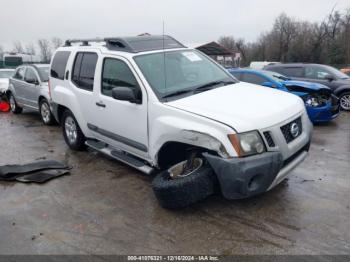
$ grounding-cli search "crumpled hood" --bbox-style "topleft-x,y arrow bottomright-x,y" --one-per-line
282,80 -> 330,93
166,82 -> 304,133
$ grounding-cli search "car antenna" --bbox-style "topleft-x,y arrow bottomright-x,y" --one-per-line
162,20 -> 167,93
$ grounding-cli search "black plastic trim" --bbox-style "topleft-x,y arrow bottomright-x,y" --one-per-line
87,123 -> 148,152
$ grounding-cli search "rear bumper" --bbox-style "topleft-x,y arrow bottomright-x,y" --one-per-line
203,141 -> 310,200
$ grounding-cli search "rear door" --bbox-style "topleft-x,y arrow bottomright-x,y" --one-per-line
280,67 -> 305,81
11,66 -> 26,104
68,51 -> 100,136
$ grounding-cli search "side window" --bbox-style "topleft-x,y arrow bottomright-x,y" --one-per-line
24,68 -> 38,83
13,67 -> 25,80
72,52 -> 98,91
51,51 -> 71,80
241,73 -> 266,85
305,66 -> 331,80
101,58 -> 140,97
282,67 -> 304,78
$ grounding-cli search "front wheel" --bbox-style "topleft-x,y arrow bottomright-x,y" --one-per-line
61,110 -> 86,151
9,93 -> 22,114
39,99 -> 56,125
339,92 -> 350,111
152,157 -> 217,209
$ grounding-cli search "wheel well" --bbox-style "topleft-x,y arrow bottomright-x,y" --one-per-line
157,141 -> 217,169
38,96 -> 46,104
335,87 -> 350,97
5,90 -> 11,99
57,104 -> 69,124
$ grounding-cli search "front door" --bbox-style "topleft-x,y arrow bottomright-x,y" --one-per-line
90,56 -> 149,159
23,67 -> 40,109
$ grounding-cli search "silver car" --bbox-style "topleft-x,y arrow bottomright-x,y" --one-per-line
8,64 -> 56,125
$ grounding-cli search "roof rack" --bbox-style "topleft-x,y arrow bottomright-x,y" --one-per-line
64,35 -> 186,53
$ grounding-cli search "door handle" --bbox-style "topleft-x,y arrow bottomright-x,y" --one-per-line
96,102 -> 106,108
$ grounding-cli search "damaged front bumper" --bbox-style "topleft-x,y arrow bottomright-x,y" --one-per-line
203,141 -> 310,200
306,101 -> 340,123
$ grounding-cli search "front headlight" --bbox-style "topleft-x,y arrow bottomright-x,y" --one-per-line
228,131 -> 266,157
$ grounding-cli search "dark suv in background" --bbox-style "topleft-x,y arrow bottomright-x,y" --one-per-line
264,63 -> 350,111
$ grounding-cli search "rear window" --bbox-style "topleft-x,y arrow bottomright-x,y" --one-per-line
282,67 -> 304,78
72,52 -> 98,91
51,51 -> 71,80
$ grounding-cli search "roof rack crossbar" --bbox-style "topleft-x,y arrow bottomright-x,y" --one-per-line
64,35 -> 186,53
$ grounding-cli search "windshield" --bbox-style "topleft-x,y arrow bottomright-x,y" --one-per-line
260,70 -> 290,83
0,70 -> 14,78
37,66 -> 50,82
134,50 -> 236,99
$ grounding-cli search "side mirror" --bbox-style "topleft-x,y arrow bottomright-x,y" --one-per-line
112,87 -> 141,104
262,81 -> 277,88
325,74 -> 335,82
25,78 -> 39,85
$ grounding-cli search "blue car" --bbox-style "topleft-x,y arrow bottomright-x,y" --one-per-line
228,68 -> 340,123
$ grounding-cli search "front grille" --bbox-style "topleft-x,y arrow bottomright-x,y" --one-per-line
263,131 -> 275,147
280,117 -> 302,143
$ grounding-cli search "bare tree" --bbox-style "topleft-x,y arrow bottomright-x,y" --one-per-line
218,36 -> 236,51
25,43 -> 36,55
51,37 -> 63,50
37,39 -> 52,63
0,45 -> 4,59
12,41 -> 24,53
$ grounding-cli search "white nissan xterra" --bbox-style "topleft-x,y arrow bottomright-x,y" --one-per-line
49,35 -> 312,208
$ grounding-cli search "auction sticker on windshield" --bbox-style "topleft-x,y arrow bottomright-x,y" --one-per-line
182,52 -> 202,62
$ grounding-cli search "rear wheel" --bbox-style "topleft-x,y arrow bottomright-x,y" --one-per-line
62,110 -> 86,151
339,92 -> 350,111
39,99 -> 56,125
152,154 -> 218,209
9,93 -> 22,114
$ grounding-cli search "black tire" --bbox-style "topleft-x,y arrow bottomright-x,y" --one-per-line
61,110 -> 86,151
39,99 -> 56,125
152,160 -> 217,209
8,93 -> 23,114
339,92 -> 350,111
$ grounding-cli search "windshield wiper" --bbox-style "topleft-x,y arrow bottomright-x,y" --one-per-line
194,80 -> 235,93
162,89 -> 194,99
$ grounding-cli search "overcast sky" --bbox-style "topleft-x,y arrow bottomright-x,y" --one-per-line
1,0 -> 349,51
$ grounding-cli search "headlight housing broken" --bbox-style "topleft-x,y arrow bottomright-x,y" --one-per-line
228,131 -> 266,157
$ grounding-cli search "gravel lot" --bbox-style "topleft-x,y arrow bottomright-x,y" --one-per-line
0,110 -> 349,255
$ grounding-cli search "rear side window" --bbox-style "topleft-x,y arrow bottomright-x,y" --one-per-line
51,51 -> 71,80
13,67 -> 25,80
241,73 -> 266,85
282,67 -> 304,78
101,58 -> 139,97
72,52 -> 98,91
